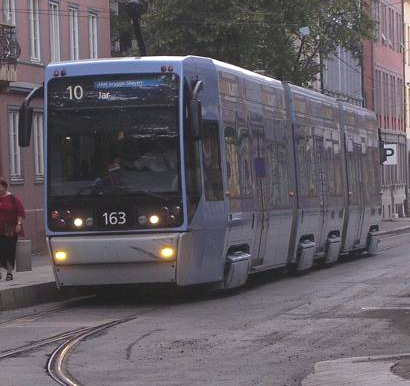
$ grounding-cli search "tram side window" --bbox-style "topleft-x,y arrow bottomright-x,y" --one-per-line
362,146 -> 371,205
237,130 -> 253,198
333,142 -> 343,196
202,120 -> 224,201
184,105 -> 202,219
363,144 -> 380,205
324,139 -> 343,197
267,141 -> 290,208
370,146 -> 382,203
347,144 -> 363,205
225,125 -> 241,199
324,141 -> 335,196
296,131 -> 317,199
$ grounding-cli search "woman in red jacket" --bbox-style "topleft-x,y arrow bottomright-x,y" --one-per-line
0,178 -> 25,281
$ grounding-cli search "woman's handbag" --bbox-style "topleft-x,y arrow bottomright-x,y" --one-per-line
4,223 -> 15,237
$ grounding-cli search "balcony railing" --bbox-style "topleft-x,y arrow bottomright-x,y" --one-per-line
0,23 -> 20,85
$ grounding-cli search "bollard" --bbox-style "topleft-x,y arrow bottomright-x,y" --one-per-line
15,239 -> 32,272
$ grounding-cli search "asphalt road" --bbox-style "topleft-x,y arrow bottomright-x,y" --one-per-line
1,233 -> 410,386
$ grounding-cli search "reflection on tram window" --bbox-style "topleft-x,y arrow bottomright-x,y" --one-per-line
48,107 -> 180,198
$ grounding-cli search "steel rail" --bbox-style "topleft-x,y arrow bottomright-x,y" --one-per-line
47,314 -> 146,386
0,295 -> 95,327
0,326 -> 92,359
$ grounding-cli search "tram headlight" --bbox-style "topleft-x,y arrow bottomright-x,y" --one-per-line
149,215 -> 160,225
54,251 -> 67,262
160,247 -> 175,260
73,218 -> 83,227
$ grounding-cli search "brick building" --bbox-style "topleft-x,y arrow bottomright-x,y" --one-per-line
0,0 -> 111,251
363,0 -> 406,219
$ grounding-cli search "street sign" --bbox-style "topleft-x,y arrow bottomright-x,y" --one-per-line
383,143 -> 397,165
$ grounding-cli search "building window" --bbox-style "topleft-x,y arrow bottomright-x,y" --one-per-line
69,7 -> 79,60
29,0 -> 40,61
8,110 -> 22,181
49,1 -> 60,62
2,0 -> 15,25
408,26 -> 410,63
110,1 -> 119,16
33,112 -> 44,180
88,12 -> 98,58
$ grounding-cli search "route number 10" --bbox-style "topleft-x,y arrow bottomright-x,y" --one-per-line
66,85 -> 84,100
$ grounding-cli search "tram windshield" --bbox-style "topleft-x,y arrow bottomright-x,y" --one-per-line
47,74 -> 180,200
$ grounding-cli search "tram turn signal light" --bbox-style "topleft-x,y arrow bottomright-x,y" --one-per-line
55,251 -> 67,262
160,247 -> 175,260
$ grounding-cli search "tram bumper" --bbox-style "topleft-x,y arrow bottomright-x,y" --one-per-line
48,233 -> 180,287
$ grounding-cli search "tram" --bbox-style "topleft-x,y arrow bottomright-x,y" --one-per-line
19,56 -> 383,289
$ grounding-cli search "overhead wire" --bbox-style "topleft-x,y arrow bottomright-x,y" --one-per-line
4,4 -> 409,112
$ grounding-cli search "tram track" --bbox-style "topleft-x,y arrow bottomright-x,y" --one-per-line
0,307 -> 155,386
0,296 -> 95,327
47,314 -> 142,386
0,327 -> 92,360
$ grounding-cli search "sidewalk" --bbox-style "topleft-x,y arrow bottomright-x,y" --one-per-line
378,217 -> 410,236
0,253 -> 81,311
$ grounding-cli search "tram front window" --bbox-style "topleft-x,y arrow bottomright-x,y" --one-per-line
47,106 -> 182,230
49,107 -> 179,195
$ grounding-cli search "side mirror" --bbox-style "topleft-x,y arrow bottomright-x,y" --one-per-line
18,105 -> 33,147
18,85 -> 44,147
189,99 -> 202,139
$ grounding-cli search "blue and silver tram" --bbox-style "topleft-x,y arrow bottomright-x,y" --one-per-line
19,56 -> 382,289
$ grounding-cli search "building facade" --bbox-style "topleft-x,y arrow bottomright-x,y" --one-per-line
404,0 -> 410,215
319,0 -> 406,219
0,0 -> 111,251
363,0 -> 406,219
322,47 -> 363,107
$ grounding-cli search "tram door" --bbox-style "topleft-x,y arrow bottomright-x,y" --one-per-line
314,135 -> 329,249
344,139 -> 365,248
250,116 -> 268,266
251,113 -> 292,268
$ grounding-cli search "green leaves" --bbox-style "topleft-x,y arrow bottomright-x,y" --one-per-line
114,0 -> 374,86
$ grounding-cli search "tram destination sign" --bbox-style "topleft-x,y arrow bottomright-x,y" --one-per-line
48,73 -> 179,109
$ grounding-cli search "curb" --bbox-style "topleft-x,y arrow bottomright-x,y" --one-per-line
376,226 -> 410,237
0,281 -> 86,311
302,354 -> 410,386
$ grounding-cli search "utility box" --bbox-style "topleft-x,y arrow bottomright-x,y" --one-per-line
15,239 -> 32,272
